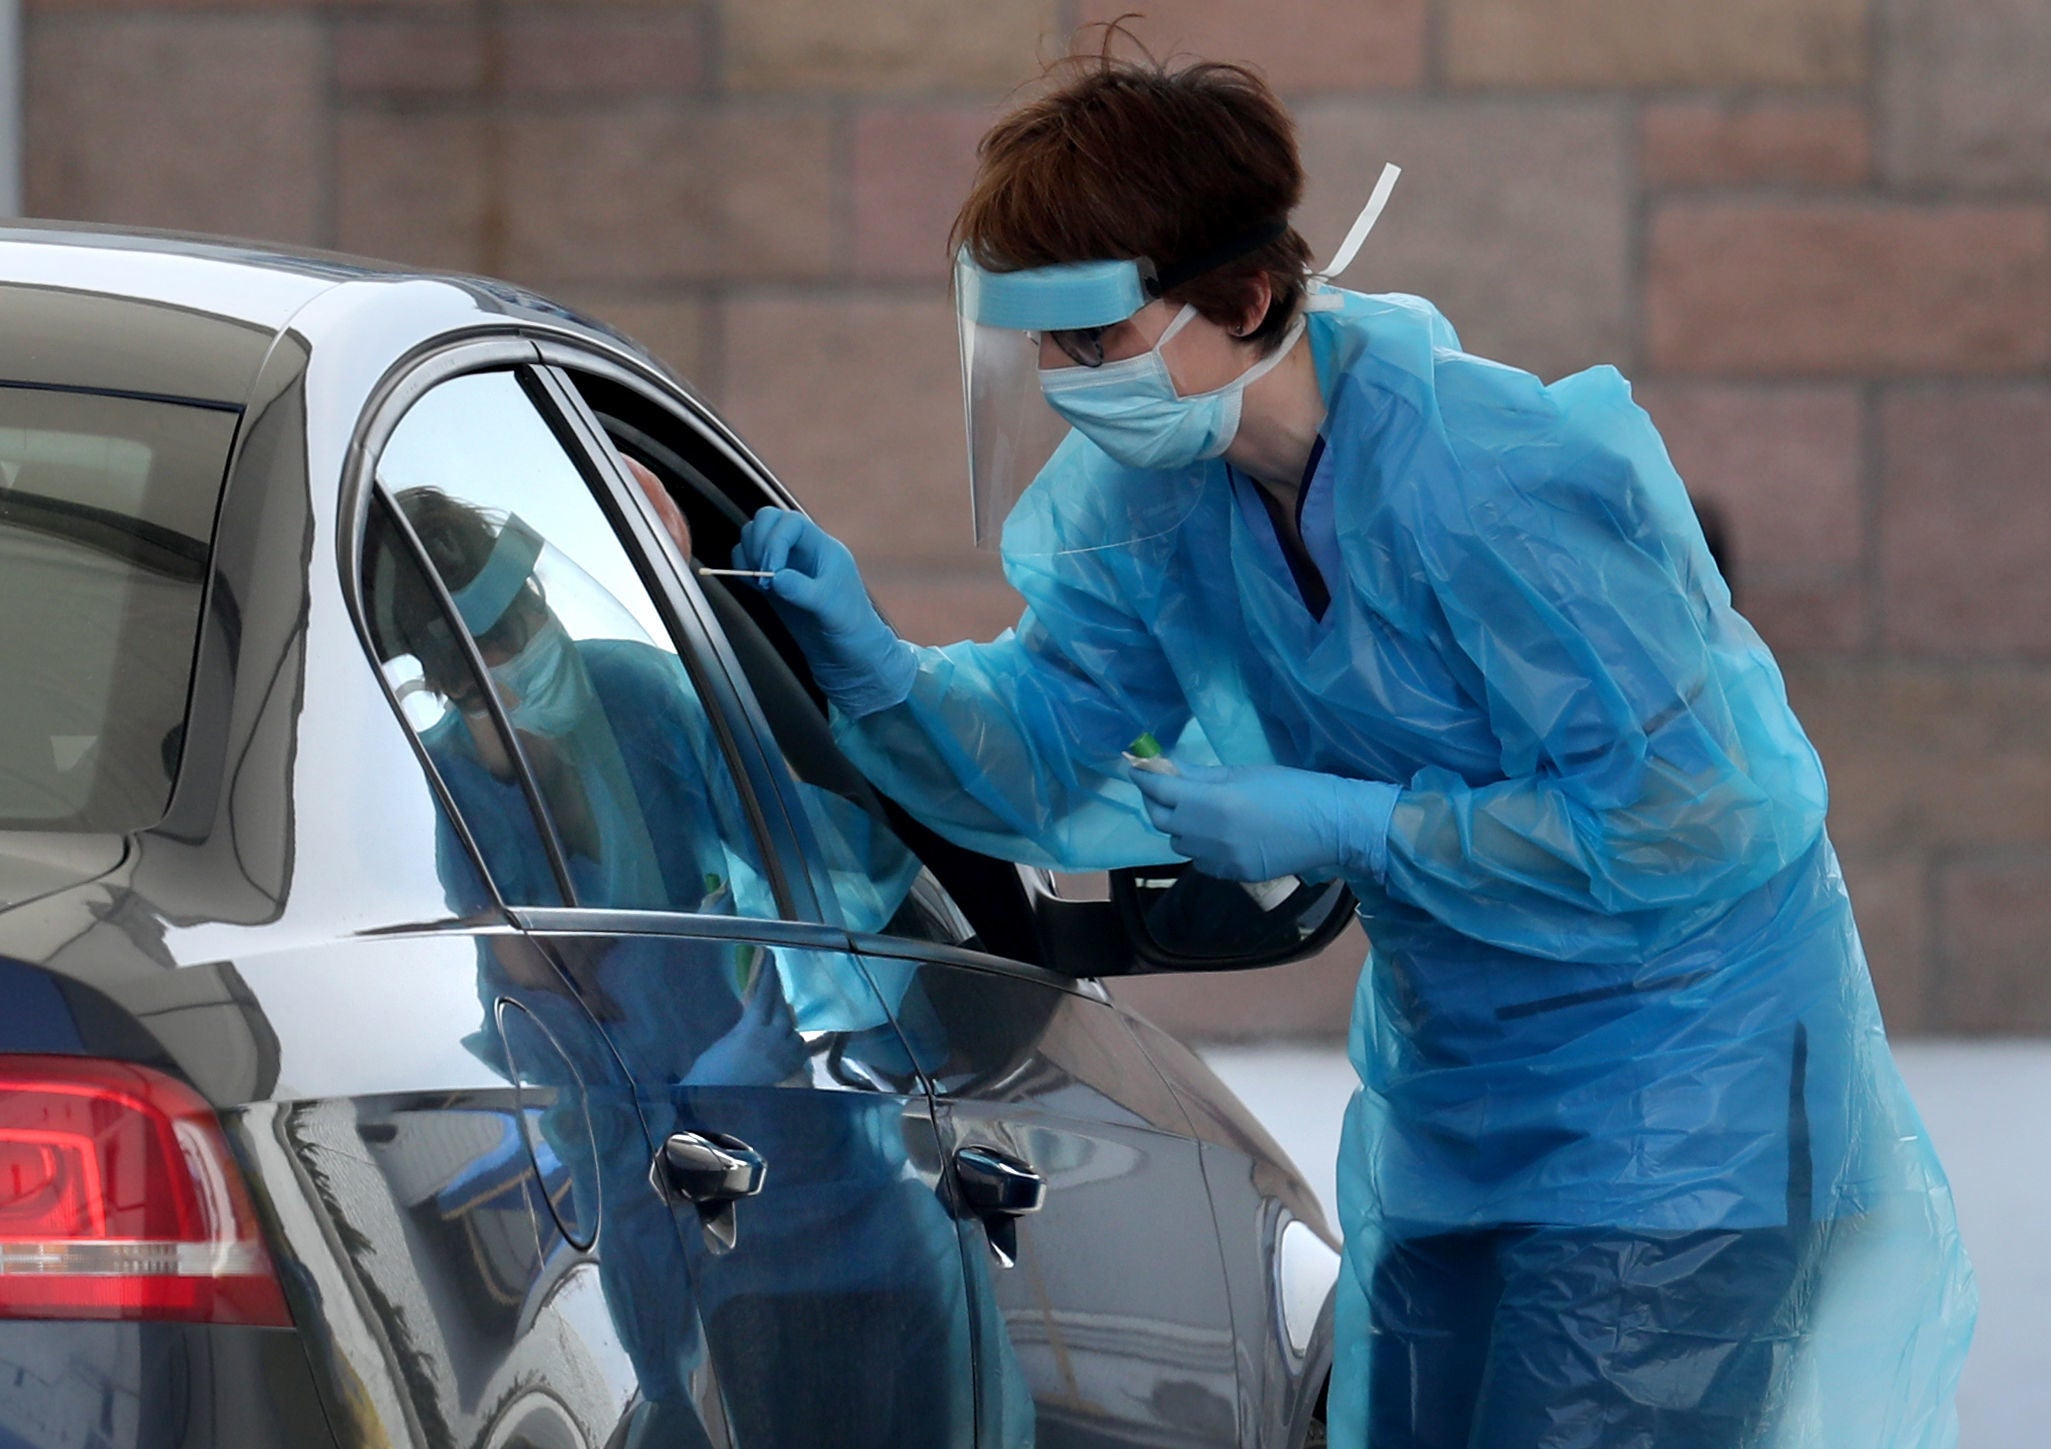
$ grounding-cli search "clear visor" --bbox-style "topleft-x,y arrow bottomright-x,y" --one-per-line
954,250 -> 1208,558
959,312 -> 1072,550
952,162 -> 1403,560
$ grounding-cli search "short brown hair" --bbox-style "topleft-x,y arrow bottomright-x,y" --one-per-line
951,39 -> 1313,352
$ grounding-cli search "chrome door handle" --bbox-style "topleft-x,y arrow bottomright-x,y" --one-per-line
953,1145 -> 1043,1267
659,1131 -> 767,1205
656,1131 -> 767,1254
656,1132 -> 771,1256
953,1145 -> 1045,1218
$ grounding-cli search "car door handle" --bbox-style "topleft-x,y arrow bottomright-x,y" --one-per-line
953,1146 -> 1043,1268
953,1145 -> 1045,1218
659,1131 -> 767,1206
656,1132 -> 767,1253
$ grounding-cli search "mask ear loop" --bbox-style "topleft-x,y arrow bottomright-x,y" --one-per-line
1306,162 -> 1402,311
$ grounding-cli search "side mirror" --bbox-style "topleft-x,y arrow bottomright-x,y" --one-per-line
1031,863 -> 1354,979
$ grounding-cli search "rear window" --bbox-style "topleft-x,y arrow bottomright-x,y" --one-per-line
0,384 -> 239,832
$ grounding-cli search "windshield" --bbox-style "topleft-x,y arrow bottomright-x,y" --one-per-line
0,383 -> 240,832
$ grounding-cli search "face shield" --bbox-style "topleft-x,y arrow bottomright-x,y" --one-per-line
952,164 -> 1400,559
955,249 -> 1184,556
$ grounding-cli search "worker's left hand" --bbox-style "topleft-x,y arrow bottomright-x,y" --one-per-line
1127,762 -> 1401,883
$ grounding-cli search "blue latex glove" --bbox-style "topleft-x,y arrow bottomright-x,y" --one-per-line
1128,762 -> 1401,883
735,508 -> 915,717
686,974 -> 808,1087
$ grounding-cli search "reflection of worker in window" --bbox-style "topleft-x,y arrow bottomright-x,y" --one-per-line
620,460 -> 1034,1449
370,479 -> 1014,1449
390,483 -> 762,915
399,472 -> 930,938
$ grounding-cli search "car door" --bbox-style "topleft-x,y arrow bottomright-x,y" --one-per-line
368,359 -> 978,1449
879,947 -> 1252,1449
358,441 -> 718,1446
554,364 -> 1248,1449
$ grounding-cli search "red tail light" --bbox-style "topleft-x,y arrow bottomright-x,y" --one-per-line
0,1055 -> 291,1325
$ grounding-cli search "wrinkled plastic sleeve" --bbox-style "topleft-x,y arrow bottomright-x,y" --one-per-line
830,603 -> 1190,873
1377,366 -> 1830,961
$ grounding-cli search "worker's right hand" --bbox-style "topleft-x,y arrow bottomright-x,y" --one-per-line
686,972 -> 806,1087
735,508 -> 915,717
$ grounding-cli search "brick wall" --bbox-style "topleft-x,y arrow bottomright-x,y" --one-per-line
23,0 -> 2051,1039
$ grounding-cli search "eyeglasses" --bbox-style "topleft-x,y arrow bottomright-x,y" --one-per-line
1046,326 -> 1110,369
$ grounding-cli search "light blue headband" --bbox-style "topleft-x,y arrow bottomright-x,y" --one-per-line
952,163 -> 1403,332
448,514 -> 543,634
954,249 -> 1154,331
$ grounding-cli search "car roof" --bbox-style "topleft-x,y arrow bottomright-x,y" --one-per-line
0,220 -> 666,408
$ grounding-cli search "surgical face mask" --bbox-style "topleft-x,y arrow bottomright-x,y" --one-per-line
488,613 -> 593,737
1036,305 -> 1306,472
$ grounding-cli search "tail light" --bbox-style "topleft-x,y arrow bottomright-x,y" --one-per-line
0,1054 -> 292,1325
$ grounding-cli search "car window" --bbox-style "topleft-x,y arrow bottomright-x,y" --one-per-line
0,384 -> 240,832
362,492 -> 566,909
369,368 -> 774,916
570,391 -> 984,949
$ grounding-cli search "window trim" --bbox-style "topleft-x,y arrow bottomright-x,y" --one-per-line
339,337 -> 802,924
511,907 -> 851,954
338,336 -> 536,919
851,928 -> 1110,1003
529,339 -> 801,519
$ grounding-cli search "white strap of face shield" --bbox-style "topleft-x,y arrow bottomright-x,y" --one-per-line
1306,162 -> 1401,310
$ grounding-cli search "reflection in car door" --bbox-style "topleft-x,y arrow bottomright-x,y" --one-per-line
371,360 -> 980,1448
531,923 -> 978,1449
356,488 -> 713,1445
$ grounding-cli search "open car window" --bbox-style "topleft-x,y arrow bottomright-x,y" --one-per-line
565,373 -> 1032,957
620,447 -> 979,949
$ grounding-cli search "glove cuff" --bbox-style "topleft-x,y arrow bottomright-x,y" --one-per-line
1334,778 -> 1401,883
815,637 -> 918,719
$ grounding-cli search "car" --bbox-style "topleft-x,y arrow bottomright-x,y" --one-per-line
0,221 -> 1353,1449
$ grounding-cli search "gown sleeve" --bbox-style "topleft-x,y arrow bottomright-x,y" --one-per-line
1378,364 -> 1830,958
830,563 -> 1192,873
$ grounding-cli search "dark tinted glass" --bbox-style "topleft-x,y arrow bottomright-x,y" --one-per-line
0,384 -> 239,832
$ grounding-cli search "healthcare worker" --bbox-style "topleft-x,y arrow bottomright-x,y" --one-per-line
735,48 -> 1975,1449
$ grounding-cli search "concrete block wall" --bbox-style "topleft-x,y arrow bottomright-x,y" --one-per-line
20,0 -> 2051,1039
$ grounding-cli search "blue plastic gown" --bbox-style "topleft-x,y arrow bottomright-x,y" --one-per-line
833,288 -> 1975,1446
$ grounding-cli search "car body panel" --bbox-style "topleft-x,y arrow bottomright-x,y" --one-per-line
846,945 -> 1240,1449
526,925 -> 978,1448
0,833 -> 127,914
1121,1015 -> 1341,1449
0,1320 -> 334,1447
